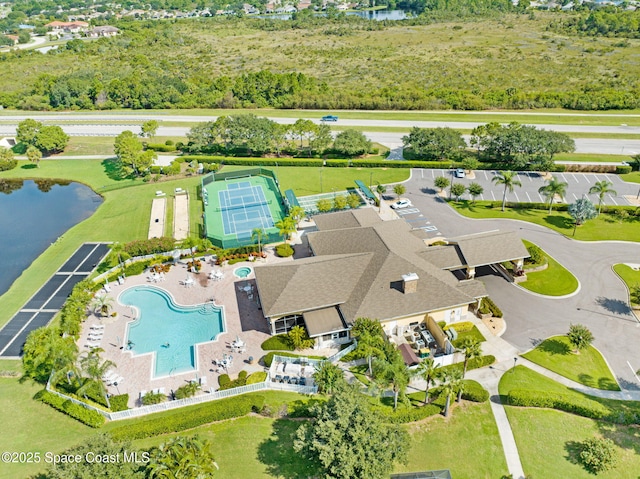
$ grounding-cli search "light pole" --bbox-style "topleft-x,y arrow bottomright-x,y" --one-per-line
512,357 -> 518,373
319,168 -> 323,193
369,171 -> 373,189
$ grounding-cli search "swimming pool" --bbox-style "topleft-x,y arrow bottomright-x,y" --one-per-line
120,286 -> 224,378
234,266 -> 252,278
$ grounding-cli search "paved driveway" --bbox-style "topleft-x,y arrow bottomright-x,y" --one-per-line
400,170 -> 640,390
420,168 -> 637,206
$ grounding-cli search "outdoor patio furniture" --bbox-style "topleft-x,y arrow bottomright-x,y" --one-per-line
275,374 -> 282,383
299,377 -> 306,386
289,377 -> 298,385
139,390 -> 146,398
85,341 -> 101,348
283,375 -> 290,383
89,325 -> 105,330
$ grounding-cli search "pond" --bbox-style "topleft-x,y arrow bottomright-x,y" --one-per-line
0,178 -> 102,298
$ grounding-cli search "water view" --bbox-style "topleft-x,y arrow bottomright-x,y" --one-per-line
0,179 -> 102,298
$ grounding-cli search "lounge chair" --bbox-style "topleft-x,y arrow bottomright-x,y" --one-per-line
275,374 -> 282,383
90,325 -> 105,330
85,341 -> 101,348
283,375 -> 290,383
299,377 -> 306,386
102,371 -> 117,382
158,387 -> 165,394
103,284 -> 111,293
289,377 -> 298,385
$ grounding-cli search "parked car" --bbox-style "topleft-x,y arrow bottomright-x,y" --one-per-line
391,199 -> 412,209
454,168 -> 466,178
321,115 -> 339,122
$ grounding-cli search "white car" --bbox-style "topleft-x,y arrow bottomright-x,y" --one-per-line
391,199 -> 412,209
454,168 -> 466,178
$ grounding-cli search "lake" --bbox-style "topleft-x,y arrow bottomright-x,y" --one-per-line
0,179 -> 102,298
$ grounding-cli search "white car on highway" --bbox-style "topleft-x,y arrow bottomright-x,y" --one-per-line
391,199 -> 412,209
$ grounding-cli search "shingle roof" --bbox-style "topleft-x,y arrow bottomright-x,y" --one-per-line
449,230 -> 530,267
312,208 -> 381,231
303,307 -> 346,336
418,246 -> 466,269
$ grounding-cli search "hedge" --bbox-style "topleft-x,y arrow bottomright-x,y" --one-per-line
616,165 -> 632,174
109,394 -> 266,441
261,334 -> 294,351
479,297 -> 503,318
0,159 -> 18,171
439,355 -> 496,376
262,351 -> 326,367
123,237 -> 176,256
325,159 -> 349,167
246,371 -> 268,384
507,389 -> 609,420
275,243 -> 294,257
145,143 -> 176,152
461,380 -> 490,403
371,403 -> 441,424
109,394 -> 129,412
35,390 -> 105,428
218,374 -> 231,388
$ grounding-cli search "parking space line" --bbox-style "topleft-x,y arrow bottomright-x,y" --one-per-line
593,174 -> 601,182
491,191 -> 496,201
526,192 -> 532,202
538,193 -> 545,202
513,192 -> 520,202
571,173 -> 580,183
480,194 -> 484,201
483,171 -> 489,180
582,174 -> 589,182
431,169 -> 435,178
608,194 -> 618,205
572,193 -> 578,200
526,172 -> 533,182
560,173 -> 568,182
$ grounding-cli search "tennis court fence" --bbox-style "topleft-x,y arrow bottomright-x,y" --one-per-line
204,168 -> 278,183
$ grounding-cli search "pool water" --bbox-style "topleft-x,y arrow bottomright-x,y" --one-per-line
121,286 -> 224,377
234,266 -> 252,278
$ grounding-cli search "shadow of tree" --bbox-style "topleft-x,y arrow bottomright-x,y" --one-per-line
596,421 -> 640,456
530,337 -> 544,348
543,214 -> 574,230
538,338 -> 571,355
21,163 -> 37,169
101,158 -> 127,181
598,377 -> 621,391
256,419 -> 318,479
616,376 -> 640,391
563,440 -> 582,468
577,373 -> 595,389
596,297 -> 632,315
420,187 -> 437,195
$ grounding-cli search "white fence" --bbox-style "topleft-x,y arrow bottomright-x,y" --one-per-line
327,340 -> 357,363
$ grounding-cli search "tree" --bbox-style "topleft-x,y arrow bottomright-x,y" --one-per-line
467,182 -> 484,203
415,357 -> 441,404
109,242 -> 129,276
568,198 -> 597,235
33,125 -> 69,155
393,183 -> 406,199
373,353 -> 412,410
579,437 -> 618,474
376,183 -> 386,211
459,338 -> 482,379
567,323 -> 594,353
333,194 -> 348,210
92,294 -> 114,317
434,176 -> 450,192
294,384 -> 408,479
310,123 -> 332,154
16,118 -> 41,145
630,284 -> 640,306
180,236 -> 199,262
292,118 -> 316,150
26,145 -> 42,167
271,123 -> 292,157
287,325 -> 314,350
114,130 -> 153,177
44,434 -> 146,479
316,198 -> 332,212
538,176 -> 569,213
347,192 -> 361,209
147,435 -> 218,479
589,180 -> 617,215
140,119 -> 159,138
77,348 -> 116,408
462,157 -> 480,171
492,170 -> 522,212
22,326 -> 78,383
351,317 -> 385,376
450,183 -> 466,201
402,127 -> 466,160
275,215 -> 297,242
313,361 -> 345,394
333,129 -> 372,157
251,227 -> 265,253
440,369 -> 464,417
629,154 -> 640,172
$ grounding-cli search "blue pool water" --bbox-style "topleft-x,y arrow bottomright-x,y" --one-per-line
120,286 -> 224,377
234,266 -> 252,278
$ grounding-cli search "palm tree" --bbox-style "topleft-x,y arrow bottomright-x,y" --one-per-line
415,357 -> 441,404
492,171 -> 522,212
91,294 -> 114,317
109,242 -> 127,276
148,435 -> 218,479
350,317 -> 385,376
251,227 -> 265,254
458,338 -> 481,401
275,216 -> 296,243
180,236 -> 199,262
77,348 -> 116,409
393,183 -> 406,199
440,369 -> 463,417
538,176 -> 568,213
376,183 -> 386,211
313,362 -> 345,394
289,205 -> 305,227
589,180 -> 617,215
373,355 -> 411,410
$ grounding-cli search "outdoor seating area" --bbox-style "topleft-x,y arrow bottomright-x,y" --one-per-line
181,275 -> 195,287
147,272 -> 166,282
231,336 -> 246,353
208,269 -> 224,281
269,357 -> 316,387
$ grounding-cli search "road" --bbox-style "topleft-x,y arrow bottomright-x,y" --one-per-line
0,122 -> 638,156
397,170 -> 640,390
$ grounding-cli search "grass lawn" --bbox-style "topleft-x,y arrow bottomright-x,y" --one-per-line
619,171 -> 640,184
612,264 -> 640,307
522,336 -> 619,390
449,324 -> 486,348
0,378 -> 95,479
554,152 -> 631,162
506,408 -> 640,479
52,136 -> 185,157
450,201 -> 640,242
519,240 -> 578,296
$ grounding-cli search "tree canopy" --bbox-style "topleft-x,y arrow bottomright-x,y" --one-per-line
402,126 -> 466,160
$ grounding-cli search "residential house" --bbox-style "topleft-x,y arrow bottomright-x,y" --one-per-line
45,21 -> 89,35
89,25 -> 119,37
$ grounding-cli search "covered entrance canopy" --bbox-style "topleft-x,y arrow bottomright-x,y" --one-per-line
419,230 -> 529,279
354,180 -> 376,203
303,307 -> 347,337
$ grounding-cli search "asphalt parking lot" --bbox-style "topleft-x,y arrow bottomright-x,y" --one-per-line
417,169 -> 638,206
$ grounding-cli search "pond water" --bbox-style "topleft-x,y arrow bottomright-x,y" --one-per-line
0,179 -> 102,298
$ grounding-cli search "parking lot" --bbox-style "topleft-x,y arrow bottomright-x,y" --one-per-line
417,169 -> 638,206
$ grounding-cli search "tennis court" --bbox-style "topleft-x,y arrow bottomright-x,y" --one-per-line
202,169 -> 287,248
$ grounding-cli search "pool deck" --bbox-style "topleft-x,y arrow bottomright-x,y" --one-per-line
81,240 -> 337,408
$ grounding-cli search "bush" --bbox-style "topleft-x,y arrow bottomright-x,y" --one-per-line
0,159 -> 17,171
371,403 -> 441,424
261,334 -> 294,351
615,165 -> 632,174
262,351 -> 326,367
110,395 -> 266,441
123,237 -> 176,256
141,391 -> 166,405
275,243 -> 294,257
174,382 -> 199,399
246,371 -> 268,384
218,374 -> 231,388
145,143 -> 175,152
109,394 -> 129,412
443,321 -> 474,333
507,389 -> 609,419
439,355 -> 496,377
479,297 -> 503,318
525,244 -> 545,265
238,370 -> 248,380
461,380 -> 489,402
579,437 -> 618,474
34,390 -> 105,428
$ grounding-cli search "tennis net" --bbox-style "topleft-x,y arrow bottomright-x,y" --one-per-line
216,199 -> 271,212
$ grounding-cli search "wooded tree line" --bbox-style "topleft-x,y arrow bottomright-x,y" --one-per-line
551,9 -> 640,39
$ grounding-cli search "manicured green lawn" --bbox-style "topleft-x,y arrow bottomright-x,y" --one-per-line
554,152 -> 631,162
519,240 -> 578,296
506,408 -> 640,479
620,171 -> 640,184
0,378 -> 95,479
451,201 -> 640,242
522,336 -> 619,391
613,264 -> 640,307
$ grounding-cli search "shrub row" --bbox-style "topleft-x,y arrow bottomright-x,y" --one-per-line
276,243 -> 294,257
444,321 -> 474,333
507,389 -> 609,420
461,380 -> 490,403
35,390 -> 106,428
109,394 -> 130,412
479,297 -> 503,318
261,334 -> 295,351
218,371 -> 249,390
246,371 -> 268,384
145,143 -> 176,152
371,403 -> 441,424
109,394 -> 266,441
287,398 -> 327,418
262,351 -> 326,367
123,237 -> 176,256
616,165 -> 633,174
439,355 -> 496,376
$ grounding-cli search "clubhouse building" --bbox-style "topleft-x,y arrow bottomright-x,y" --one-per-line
254,208 -> 528,361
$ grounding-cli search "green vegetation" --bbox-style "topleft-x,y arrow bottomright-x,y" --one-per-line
446,321 -> 485,348
450,201 -> 640,242
261,334 -> 294,351
613,263 -> 640,307
519,240 -> 579,296
523,336 -> 618,390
